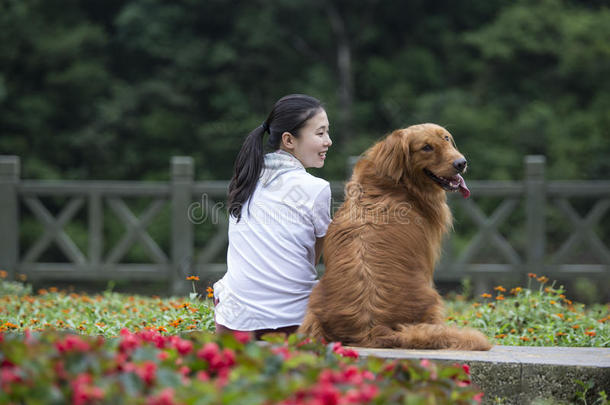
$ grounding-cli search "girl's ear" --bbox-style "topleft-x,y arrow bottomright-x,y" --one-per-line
367,129 -> 410,183
281,132 -> 297,150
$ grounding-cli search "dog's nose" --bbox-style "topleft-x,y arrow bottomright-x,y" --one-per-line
453,158 -> 467,173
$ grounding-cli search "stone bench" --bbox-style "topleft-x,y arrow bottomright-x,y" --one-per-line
350,345 -> 610,405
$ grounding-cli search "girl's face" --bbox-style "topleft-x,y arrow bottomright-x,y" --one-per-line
282,109 -> 332,169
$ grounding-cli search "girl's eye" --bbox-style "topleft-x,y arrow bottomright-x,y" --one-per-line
422,144 -> 434,152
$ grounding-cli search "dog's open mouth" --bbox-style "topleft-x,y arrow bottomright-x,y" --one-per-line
424,169 -> 471,198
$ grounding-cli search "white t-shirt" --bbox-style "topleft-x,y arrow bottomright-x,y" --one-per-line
213,150 -> 332,331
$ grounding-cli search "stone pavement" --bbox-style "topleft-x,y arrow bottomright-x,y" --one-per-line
349,345 -> 610,404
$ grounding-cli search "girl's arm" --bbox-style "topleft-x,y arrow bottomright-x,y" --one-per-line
315,236 -> 325,265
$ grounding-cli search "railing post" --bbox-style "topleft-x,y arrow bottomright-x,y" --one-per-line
0,156 -> 20,281
346,155 -> 359,178
525,155 -> 546,281
171,156 -> 194,295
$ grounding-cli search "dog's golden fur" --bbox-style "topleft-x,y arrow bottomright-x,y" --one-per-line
298,123 -> 491,350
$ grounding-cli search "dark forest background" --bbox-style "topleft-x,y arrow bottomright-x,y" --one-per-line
2,0 -> 610,182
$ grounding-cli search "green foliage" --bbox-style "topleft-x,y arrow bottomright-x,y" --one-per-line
1,274 -> 607,348
0,330 -> 483,404
0,279 -> 32,297
0,278 -> 216,336
1,0 -> 609,182
446,275 -> 610,347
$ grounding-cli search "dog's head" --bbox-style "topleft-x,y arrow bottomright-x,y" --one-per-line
366,123 -> 470,198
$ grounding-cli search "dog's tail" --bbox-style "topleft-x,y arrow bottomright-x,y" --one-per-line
297,311 -> 325,341
366,323 -> 492,351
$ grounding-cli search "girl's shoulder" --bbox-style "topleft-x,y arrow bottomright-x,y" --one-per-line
291,170 -> 330,195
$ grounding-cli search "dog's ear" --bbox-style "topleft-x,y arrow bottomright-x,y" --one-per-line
367,130 -> 410,183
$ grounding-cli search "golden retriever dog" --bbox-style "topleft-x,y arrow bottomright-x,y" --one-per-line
298,123 -> 491,350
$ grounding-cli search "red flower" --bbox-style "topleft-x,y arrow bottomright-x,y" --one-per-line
272,346 -> 293,360
461,363 -> 470,375
55,334 -> 91,353
233,331 -> 251,344
147,388 -> 176,405
119,329 -> 140,353
331,342 -> 359,359
197,342 -> 220,362
173,338 -> 193,355
313,381 -> 340,405
136,361 -> 157,386
222,348 -> 236,368
71,373 -> 104,405
1,367 -> 22,389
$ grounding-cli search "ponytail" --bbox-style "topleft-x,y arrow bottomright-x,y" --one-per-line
227,124 -> 267,223
228,94 -> 323,222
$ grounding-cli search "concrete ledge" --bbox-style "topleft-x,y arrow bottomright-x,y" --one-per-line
350,345 -> 610,405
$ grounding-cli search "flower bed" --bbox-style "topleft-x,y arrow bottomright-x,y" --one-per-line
0,272 -> 607,347
0,330 -> 483,404
446,274 -> 609,347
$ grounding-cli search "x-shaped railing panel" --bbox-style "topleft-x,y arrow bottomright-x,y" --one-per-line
105,198 -> 169,265
455,198 -> 522,267
551,198 -> 610,265
22,197 -> 86,264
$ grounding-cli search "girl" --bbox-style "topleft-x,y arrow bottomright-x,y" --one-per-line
213,94 -> 333,339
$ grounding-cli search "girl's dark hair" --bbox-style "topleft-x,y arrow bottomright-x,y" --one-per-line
227,94 -> 324,222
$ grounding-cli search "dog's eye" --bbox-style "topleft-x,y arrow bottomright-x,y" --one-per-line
422,144 -> 434,152
445,136 -> 450,141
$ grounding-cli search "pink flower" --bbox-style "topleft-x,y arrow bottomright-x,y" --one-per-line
341,365 -> 363,385
196,342 -> 236,373
1,367 -> 21,386
331,342 -> 359,359
196,371 -> 210,382
473,392 -> 484,404
55,334 -> 91,353
119,329 -> 140,352
233,331 -> 251,344
136,361 -> 157,386
271,346 -> 292,360
313,381 -> 340,405
362,370 -> 375,381
359,384 -> 379,401
173,338 -> 193,355
197,342 -> 220,362
461,363 -> 470,375
71,373 -> 104,405
147,388 -> 176,405
222,348 -> 236,368
318,369 -> 335,384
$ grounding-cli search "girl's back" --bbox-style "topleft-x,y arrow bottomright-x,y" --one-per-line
213,94 -> 333,336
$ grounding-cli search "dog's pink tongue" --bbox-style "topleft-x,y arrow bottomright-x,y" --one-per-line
457,175 -> 470,198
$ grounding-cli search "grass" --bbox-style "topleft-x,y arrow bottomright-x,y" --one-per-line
0,271 -> 608,347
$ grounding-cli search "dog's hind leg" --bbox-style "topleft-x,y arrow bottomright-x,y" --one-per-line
368,323 -> 492,351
